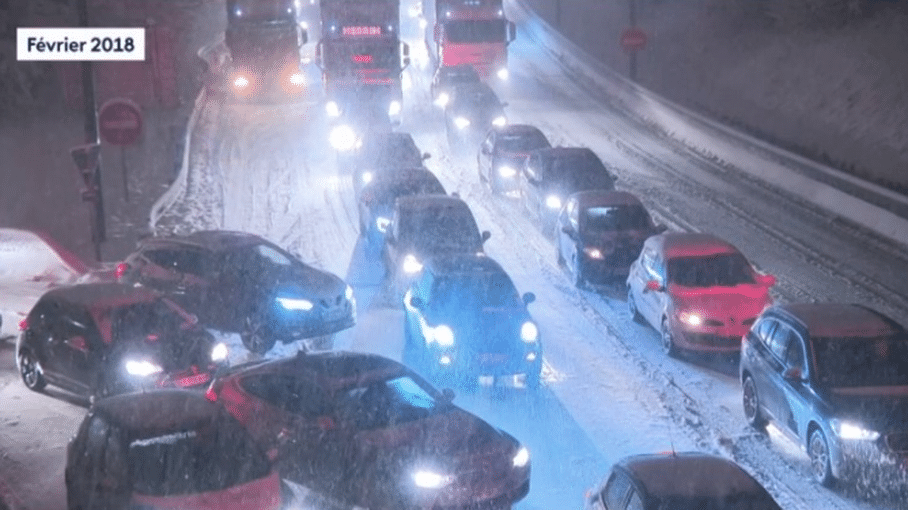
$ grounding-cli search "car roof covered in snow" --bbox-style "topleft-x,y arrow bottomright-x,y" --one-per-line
646,232 -> 740,259
141,230 -> 267,252
771,303 -> 904,339
617,452 -> 772,500
571,190 -> 645,208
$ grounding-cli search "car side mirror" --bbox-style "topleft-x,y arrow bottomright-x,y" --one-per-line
422,152 -> 431,160
441,387 -> 455,402
481,230 -> 492,243
409,295 -> 424,310
561,225 -> 576,238
783,366 -> 804,382
522,292 -> 536,305
644,280 -> 663,292
758,273 -> 777,287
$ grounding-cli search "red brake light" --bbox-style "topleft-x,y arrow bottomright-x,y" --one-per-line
18,318 -> 28,331
115,262 -> 130,280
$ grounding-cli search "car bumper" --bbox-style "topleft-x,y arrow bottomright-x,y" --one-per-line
674,328 -> 745,353
431,348 -> 541,379
830,436 -> 908,485
404,466 -> 530,509
578,253 -> 637,283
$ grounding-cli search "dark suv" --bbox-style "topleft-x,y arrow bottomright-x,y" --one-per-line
16,283 -> 225,400
118,230 -> 355,354
403,253 -> 541,389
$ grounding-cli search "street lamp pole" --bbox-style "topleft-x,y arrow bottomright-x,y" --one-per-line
75,0 -> 106,261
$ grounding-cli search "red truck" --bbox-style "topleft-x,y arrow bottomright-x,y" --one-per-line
316,0 -> 410,125
424,0 -> 516,81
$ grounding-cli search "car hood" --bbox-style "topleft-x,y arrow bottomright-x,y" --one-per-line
353,406 -> 516,461
668,284 -> 771,323
826,386 -> 908,431
581,229 -> 651,248
274,265 -> 346,300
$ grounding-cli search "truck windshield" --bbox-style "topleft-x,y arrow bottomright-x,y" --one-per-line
444,19 -> 507,44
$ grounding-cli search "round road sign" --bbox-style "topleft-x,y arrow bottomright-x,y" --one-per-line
621,27 -> 647,52
98,98 -> 143,146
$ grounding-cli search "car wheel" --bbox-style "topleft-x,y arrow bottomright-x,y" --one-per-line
660,318 -> 679,358
742,376 -> 767,432
18,349 -> 47,391
627,287 -> 645,324
809,428 -> 836,487
241,316 -> 276,354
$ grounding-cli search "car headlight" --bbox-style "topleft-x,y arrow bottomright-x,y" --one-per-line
498,165 -> 517,178
211,342 -> 229,362
403,254 -> 423,274
233,75 -> 250,89
345,285 -> 354,300
831,419 -> 880,441
497,68 -> 509,81
330,124 -> 357,151
583,247 -> 604,259
289,72 -> 305,86
125,359 -> 163,377
492,115 -> 507,127
277,296 -> 314,311
545,195 -> 562,209
453,116 -> 471,130
325,100 -> 341,117
376,216 -> 391,233
389,100 -> 402,116
412,469 -> 455,489
435,92 -> 449,108
678,311 -> 702,327
520,321 -> 538,343
512,447 -> 530,468
361,171 -> 374,184
430,324 -> 455,347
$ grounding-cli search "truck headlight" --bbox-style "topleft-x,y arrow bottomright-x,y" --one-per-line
125,359 -> 163,377
330,125 -> 357,151
289,72 -> 305,86
233,75 -> 250,89
277,296 -> 314,311
389,100 -> 402,116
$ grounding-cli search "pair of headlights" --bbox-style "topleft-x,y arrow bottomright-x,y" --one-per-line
411,447 -> 529,489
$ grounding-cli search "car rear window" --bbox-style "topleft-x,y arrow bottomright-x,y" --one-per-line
667,253 -> 756,287
128,416 -> 270,496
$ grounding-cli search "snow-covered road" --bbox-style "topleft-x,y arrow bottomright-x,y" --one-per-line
1,1 -> 906,509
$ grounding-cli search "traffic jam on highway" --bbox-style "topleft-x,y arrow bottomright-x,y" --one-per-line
3,0 -> 908,509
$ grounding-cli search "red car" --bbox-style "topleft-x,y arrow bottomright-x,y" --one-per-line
206,350 -> 531,509
66,390 -> 283,510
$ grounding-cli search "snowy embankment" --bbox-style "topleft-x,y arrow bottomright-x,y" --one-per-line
509,0 -> 908,246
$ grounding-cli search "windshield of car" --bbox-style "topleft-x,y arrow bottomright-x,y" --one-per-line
363,138 -> 423,168
336,375 -> 441,429
373,177 -> 444,202
111,300 -> 185,342
129,418 -> 271,496
548,156 -> 613,190
221,242 -> 295,275
667,253 -> 756,287
430,273 -> 521,309
584,205 -> 650,232
444,19 -> 507,44
497,133 -> 550,152
812,334 -> 908,388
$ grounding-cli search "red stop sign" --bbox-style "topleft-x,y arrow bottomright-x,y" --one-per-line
98,98 -> 143,146
621,27 -> 647,52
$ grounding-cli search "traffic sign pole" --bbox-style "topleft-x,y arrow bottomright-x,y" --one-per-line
76,0 -> 105,261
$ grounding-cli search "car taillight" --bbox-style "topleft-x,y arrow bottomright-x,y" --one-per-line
115,262 -> 130,280
18,318 -> 28,331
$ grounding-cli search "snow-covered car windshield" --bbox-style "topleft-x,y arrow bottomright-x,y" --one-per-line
812,335 -> 908,388
399,210 -> 481,249
667,253 -> 756,287
111,300 -> 187,341
220,243 -> 294,274
336,375 -> 441,429
584,205 -> 650,232
497,133 -> 549,152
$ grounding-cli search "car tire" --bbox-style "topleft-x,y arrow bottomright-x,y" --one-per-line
627,288 -> 645,324
660,318 -> 679,358
18,349 -> 47,391
742,376 -> 768,432
809,428 -> 836,487
241,316 -> 276,354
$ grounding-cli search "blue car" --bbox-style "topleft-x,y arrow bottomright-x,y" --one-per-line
402,253 -> 541,389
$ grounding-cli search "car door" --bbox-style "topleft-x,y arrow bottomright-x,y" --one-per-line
522,154 -> 543,215
557,197 -> 579,268
55,305 -> 97,393
40,298 -> 71,384
775,329 -> 812,438
636,247 -> 665,327
478,131 -> 494,179
759,321 -> 796,427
